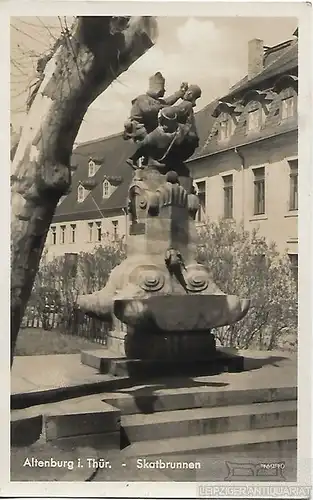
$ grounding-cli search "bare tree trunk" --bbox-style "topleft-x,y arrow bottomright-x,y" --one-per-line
10,16 -> 157,364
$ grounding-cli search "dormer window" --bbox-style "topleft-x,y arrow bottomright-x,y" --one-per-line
88,160 -> 96,177
219,113 -> 235,142
247,108 -> 261,133
281,96 -> 295,120
77,184 -> 85,203
103,179 -> 111,199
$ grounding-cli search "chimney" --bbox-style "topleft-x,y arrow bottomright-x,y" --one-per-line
248,38 -> 264,80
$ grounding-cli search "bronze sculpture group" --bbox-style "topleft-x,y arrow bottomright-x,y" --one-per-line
77,72 -> 250,363
123,72 -> 201,171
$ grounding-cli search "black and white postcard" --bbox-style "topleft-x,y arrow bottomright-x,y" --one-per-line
2,1 -> 312,498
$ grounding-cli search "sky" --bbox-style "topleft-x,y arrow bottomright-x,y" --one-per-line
10,16 -> 297,144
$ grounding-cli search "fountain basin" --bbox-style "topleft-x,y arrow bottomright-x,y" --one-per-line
113,294 -> 250,332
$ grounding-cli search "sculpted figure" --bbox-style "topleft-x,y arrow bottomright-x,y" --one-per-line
170,84 -> 202,162
126,84 -> 202,169
126,107 -> 179,168
171,84 -> 202,125
123,72 -> 188,142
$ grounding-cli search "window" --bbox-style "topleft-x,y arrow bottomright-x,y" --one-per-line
219,116 -> 234,141
77,185 -> 85,203
281,97 -> 295,120
103,180 -> 111,198
223,175 -> 233,219
260,106 -> 267,125
88,160 -> 96,177
288,254 -> 298,288
247,108 -> 261,133
289,159 -> 298,211
70,224 -> 76,243
51,226 -> 56,245
253,167 -> 265,215
88,222 -> 93,242
112,220 -> 118,240
195,181 -> 206,222
60,225 -> 66,244
96,221 -> 102,242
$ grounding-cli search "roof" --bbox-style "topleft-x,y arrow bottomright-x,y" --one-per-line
188,99 -> 219,161
194,100 -> 219,149
190,120 -> 297,161
53,132 -> 134,222
189,38 -> 298,161
225,41 -> 298,101
52,35 -> 298,221
52,99 -> 218,222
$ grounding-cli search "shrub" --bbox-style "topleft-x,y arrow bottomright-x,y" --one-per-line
28,221 -> 297,352
29,239 -> 126,332
197,218 -> 298,352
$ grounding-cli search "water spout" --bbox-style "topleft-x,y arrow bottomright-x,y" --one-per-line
165,248 -> 189,292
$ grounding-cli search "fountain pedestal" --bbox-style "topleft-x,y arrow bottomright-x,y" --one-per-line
78,82 -> 250,377
78,167 -> 249,377
106,317 -> 216,360
83,330 -> 243,378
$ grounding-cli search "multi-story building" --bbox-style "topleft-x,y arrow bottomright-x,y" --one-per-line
46,133 -> 134,259
188,31 -> 298,273
45,30 -> 298,276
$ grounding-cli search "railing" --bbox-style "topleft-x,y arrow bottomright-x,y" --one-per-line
21,306 -> 110,346
61,307 -> 109,346
21,307 -> 59,330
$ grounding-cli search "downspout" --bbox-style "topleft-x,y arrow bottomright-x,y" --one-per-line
234,147 -> 245,229
122,207 -> 128,239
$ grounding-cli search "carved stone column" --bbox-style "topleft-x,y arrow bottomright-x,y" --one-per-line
79,164 -> 249,367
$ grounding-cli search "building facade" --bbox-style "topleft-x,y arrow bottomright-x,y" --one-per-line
45,133 -> 133,260
45,31 -> 298,273
188,33 -> 298,268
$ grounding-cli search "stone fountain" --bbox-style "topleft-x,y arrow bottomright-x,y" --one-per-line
78,75 -> 250,376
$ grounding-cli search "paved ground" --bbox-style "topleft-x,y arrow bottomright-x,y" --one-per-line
11,349 -> 297,396
11,353 -> 110,395
10,350 -> 297,482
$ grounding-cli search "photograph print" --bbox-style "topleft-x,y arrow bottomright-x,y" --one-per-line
7,6 -> 311,495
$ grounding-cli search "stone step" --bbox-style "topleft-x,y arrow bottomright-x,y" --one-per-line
122,426 -> 297,458
121,400 -> 296,443
11,397 -> 121,448
107,356 -> 244,378
81,348 -> 244,376
104,385 -> 296,415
